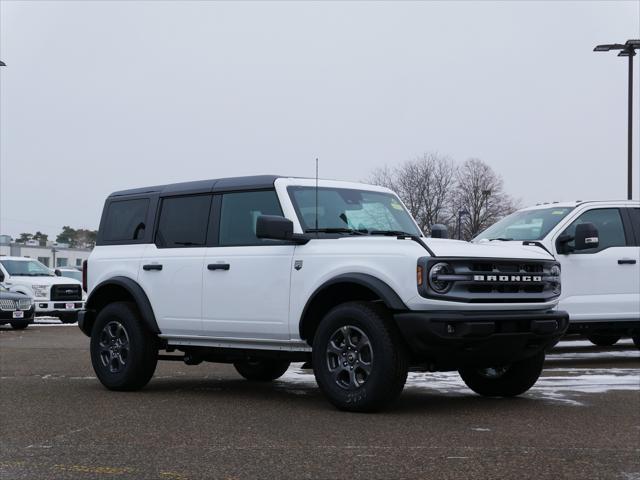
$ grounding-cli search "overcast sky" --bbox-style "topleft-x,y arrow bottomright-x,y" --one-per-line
1,1 -> 638,238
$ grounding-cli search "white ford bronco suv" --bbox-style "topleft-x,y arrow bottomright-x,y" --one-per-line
475,200 -> 640,348
79,175 -> 568,412
0,256 -> 85,323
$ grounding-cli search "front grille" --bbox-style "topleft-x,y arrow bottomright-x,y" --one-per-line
50,284 -> 82,301
0,299 -> 16,311
420,258 -> 560,303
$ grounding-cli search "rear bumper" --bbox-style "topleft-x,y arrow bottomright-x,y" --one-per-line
394,309 -> 569,370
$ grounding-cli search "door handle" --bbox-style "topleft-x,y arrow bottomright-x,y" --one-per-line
618,259 -> 637,265
143,264 -> 163,271
208,263 -> 230,271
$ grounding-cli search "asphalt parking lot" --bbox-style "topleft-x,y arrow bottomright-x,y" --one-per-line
1,322 -> 639,480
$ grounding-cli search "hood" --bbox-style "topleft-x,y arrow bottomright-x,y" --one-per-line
424,238 -> 554,261
5,275 -> 82,287
0,289 -> 32,301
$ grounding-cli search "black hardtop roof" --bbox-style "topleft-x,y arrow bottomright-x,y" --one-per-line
109,175 -> 284,198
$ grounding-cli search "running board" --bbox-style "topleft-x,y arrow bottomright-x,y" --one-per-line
160,335 -> 312,352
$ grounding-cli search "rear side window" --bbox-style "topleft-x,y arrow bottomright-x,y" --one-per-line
103,198 -> 150,242
155,195 -> 212,248
219,190 -> 283,246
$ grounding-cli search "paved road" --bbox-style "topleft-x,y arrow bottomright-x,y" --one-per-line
1,324 -> 639,480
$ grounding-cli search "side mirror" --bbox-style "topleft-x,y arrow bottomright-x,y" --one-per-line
0,272 -> 4,282
256,215 -> 309,244
54,269 -> 62,276
574,222 -> 599,250
555,234 -> 573,254
431,224 -> 448,239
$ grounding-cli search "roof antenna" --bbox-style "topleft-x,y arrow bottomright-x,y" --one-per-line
315,157 -> 319,234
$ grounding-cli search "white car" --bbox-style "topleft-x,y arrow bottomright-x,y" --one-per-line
79,175 -> 568,412
0,257 -> 85,323
475,200 -> 640,347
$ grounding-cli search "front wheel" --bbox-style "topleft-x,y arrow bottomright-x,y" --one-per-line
312,302 -> 408,412
10,321 -> 30,330
58,312 -> 78,324
458,352 -> 545,397
90,302 -> 158,391
587,334 -> 621,347
234,359 -> 291,381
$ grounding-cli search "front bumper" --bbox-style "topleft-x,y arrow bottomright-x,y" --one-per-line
0,306 -> 35,323
34,301 -> 84,314
394,309 -> 569,370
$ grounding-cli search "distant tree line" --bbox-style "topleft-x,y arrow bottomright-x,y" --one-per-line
15,226 -> 97,248
368,153 -> 519,240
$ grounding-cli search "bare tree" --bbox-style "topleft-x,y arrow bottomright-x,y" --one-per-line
453,158 -> 519,240
368,153 -> 456,234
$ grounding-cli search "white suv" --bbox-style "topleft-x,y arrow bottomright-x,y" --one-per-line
475,200 -> 640,347
79,175 -> 568,412
0,257 -> 84,323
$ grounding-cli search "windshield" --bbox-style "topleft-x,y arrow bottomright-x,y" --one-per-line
288,186 -> 421,236
0,259 -> 54,277
60,270 -> 82,282
475,207 -> 575,242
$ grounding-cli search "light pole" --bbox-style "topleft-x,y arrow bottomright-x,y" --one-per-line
594,39 -> 640,200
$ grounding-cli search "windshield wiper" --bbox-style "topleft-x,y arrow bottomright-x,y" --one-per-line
306,228 -> 367,236
369,230 -> 414,236
488,237 -> 514,241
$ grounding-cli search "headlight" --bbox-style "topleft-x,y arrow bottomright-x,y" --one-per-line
32,285 -> 49,298
428,262 -> 453,293
550,264 -> 561,295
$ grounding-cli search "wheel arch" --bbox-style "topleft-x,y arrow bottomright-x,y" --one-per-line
81,277 -> 160,336
298,273 -> 407,344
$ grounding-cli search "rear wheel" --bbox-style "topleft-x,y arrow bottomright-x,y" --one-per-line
312,301 -> 408,412
458,352 -> 545,397
587,334 -> 621,347
90,302 -> 158,391
234,359 -> 291,381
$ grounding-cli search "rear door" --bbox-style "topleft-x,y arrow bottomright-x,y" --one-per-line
202,190 -> 294,340
554,207 -> 639,322
138,194 -> 213,336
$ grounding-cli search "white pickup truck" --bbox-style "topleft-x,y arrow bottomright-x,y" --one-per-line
475,200 -> 640,347
0,257 -> 85,323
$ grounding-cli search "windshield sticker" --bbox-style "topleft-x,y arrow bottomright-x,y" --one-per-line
390,201 -> 404,210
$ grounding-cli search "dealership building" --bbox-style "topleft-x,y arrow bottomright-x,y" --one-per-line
0,235 -> 91,268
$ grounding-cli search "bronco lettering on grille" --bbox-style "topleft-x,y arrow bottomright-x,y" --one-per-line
473,275 -> 542,282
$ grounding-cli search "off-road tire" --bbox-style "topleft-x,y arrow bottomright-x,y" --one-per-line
458,351 -> 545,397
234,359 -> 291,381
90,301 -> 158,391
587,334 -> 621,347
312,301 -> 408,412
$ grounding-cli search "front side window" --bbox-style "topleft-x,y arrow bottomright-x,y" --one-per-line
102,198 -> 150,242
60,270 -> 82,282
155,195 -> 212,248
475,207 -> 574,242
219,190 -> 283,246
561,208 -> 628,253
288,187 -> 421,235
0,259 -> 54,277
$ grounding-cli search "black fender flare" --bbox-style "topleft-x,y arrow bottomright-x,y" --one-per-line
84,276 -> 160,335
299,273 -> 407,339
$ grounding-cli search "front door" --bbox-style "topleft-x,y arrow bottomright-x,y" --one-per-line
202,190 -> 294,340
554,207 -> 640,322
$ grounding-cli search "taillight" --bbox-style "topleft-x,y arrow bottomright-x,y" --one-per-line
82,260 -> 88,292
